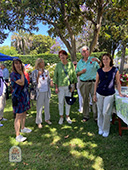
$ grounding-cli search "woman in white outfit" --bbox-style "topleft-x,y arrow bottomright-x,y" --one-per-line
34,58 -> 53,128
93,53 -> 124,137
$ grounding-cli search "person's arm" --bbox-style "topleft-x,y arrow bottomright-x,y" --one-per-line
91,57 -> 100,64
37,70 -> 42,83
76,61 -> 87,77
15,70 -> 25,86
53,65 -> 59,93
77,69 -> 86,77
55,84 -> 59,94
115,70 -> 124,97
93,72 -> 99,102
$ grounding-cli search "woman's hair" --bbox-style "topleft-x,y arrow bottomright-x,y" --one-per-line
35,58 -> 44,70
58,50 -> 68,58
12,58 -> 24,73
101,53 -> 113,68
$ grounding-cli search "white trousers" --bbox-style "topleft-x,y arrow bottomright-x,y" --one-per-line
0,93 -> 6,118
36,92 -> 50,124
97,93 -> 114,133
58,86 -> 71,116
77,88 -> 83,111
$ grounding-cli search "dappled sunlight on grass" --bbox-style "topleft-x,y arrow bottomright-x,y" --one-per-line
92,156 -> 104,170
87,132 -> 95,136
44,134 -> 51,138
51,136 -> 61,145
70,150 -> 95,160
1,93 -> 128,170
49,128 -> 61,144
61,125 -> 72,130
63,138 -> 85,148
9,137 -> 18,146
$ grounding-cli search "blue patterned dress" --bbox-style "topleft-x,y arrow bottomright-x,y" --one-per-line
10,72 -> 30,113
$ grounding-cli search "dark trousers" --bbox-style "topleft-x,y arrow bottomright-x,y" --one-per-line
5,79 -> 9,100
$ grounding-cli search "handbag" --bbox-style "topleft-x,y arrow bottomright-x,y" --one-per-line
65,92 -> 76,105
30,88 -> 37,100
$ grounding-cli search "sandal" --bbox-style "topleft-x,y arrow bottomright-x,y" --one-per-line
83,118 -> 89,122
45,120 -> 52,125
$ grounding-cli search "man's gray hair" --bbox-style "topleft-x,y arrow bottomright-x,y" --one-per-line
80,45 -> 90,54
1,63 -> 6,67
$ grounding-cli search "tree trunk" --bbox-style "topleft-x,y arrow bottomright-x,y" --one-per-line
111,42 -> 118,59
55,27 -> 77,61
69,47 -> 77,62
120,44 -> 126,74
90,5 -> 103,54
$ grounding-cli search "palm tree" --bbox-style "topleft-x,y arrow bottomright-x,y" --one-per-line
11,30 -> 33,55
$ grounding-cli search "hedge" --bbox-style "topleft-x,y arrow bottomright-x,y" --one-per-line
4,52 -> 106,73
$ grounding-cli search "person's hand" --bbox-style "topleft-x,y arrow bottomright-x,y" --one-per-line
38,71 -> 42,76
55,87 -> 59,94
119,93 -> 127,97
93,94 -> 97,102
81,68 -> 86,74
91,58 -> 98,62
70,85 -> 75,92
50,80 -> 54,87
17,69 -> 23,75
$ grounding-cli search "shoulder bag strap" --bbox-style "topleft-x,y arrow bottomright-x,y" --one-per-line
61,64 -> 71,84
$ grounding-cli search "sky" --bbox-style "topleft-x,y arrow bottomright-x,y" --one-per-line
0,23 -> 49,47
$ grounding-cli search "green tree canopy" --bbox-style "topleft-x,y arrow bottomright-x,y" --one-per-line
30,35 -> 59,54
0,46 -> 18,56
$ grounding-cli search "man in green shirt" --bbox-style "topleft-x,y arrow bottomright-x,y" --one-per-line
76,45 -> 100,122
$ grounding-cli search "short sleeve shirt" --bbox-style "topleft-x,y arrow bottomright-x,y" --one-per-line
76,56 -> 100,81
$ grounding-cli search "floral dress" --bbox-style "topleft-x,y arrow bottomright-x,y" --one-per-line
10,72 -> 30,113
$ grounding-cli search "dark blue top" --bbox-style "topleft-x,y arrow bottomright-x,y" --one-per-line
97,67 -> 118,96
10,72 -> 30,113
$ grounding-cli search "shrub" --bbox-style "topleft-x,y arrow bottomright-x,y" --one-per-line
4,52 -> 105,73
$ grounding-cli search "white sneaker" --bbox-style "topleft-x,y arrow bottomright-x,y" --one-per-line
0,117 -> 7,121
66,117 -> 72,124
98,129 -> 103,135
78,109 -> 83,113
102,132 -> 109,137
16,135 -> 27,142
59,117 -> 64,125
21,127 -> 32,133
0,123 -> 3,127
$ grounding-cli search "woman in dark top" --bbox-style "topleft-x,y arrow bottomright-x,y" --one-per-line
93,53 -> 124,137
10,58 -> 32,142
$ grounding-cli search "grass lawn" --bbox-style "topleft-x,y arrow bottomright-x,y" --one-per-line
0,89 -> 128,170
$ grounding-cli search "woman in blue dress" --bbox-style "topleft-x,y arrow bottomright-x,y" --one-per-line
10,58 -> 32,142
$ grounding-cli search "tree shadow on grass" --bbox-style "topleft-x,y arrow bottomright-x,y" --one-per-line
1,93 -> 128,170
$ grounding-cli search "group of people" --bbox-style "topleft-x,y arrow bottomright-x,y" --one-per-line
0,45 -> 125,142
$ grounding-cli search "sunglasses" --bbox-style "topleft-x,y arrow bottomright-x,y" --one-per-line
74,64 -> 77,66
82,49 -> 88,53
13,58 -> 21,61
